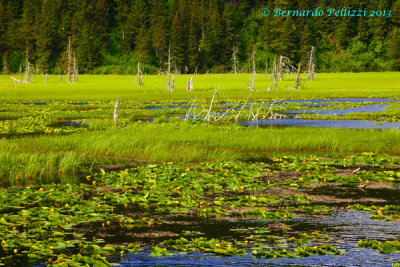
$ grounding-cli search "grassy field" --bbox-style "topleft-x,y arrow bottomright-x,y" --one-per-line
0,72 -> 400,185
1,72 -> 400,101
2,73 -> 400,266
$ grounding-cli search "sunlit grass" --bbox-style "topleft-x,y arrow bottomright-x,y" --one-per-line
1,72 -> 400,184
1,72 -> 400,101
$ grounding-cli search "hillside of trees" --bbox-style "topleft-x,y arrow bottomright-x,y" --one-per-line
0,0 -> 400,74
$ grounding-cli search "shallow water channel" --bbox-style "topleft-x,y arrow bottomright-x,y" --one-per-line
240,119 -> 400,129
137,98 -> 400,130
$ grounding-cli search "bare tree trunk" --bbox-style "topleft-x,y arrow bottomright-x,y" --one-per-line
26,62 -> 30,83
72,54 -> 76,83
273,57 -> 277,90
45,73 -> 48,84
114,97 -> 119,126
137,61 -> 141,87
59,68 -> 62,82
68,37 -> 72,83
251,46 -> 256,91
19,66 -> 22,81
171,74 -> 175,92
2,54 -> 8,75
307,46 -> 315,80
75,65 -> 79,81
294,63 -> 301,90
167,42 -> 171,92
11,77 -> 22,83
265,55 -> 268,79
187,77 -> 194,91
311,64 -> 315,81
25,50 -> 30,84
279,55 -> 283,81
232,44 -> 237,75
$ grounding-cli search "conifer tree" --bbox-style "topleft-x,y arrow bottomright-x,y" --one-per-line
37,0 -> 60,73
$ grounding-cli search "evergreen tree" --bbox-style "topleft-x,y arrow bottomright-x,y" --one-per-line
0,0 -> 399,74
357,17 -> 369,43
150,0 -> 168,67
392,0 -> 400,26
36,0 -> 61,73
170,11 -> 186,71
21,0 -> 41,62
387,27 -> 400,70
187,2 -> 199,71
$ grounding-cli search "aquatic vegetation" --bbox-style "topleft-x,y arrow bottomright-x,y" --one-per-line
358,240 -> 400,254
348,204 -> 400,221
159,237 -> 245,256
0,183 -> 142,265
241,208 -> 294,220
252,244 -> 342,259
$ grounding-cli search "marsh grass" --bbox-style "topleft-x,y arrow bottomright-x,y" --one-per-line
1,73 -> 400,101
2,72 -> 400,184
9,122 -> 400,166
0,142 -> 88,186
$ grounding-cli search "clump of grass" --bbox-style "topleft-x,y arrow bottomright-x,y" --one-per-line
0,142 -> 87,186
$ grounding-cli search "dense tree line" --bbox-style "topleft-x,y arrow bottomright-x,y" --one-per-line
0,0 -> 399,74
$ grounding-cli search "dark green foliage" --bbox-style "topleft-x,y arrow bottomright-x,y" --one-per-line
0,0 -> 399,74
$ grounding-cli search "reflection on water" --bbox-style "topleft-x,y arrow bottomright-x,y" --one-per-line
286,104 -> 389,116
274,98 -> 400,104
240,119 -> 400,129
110,210 -> 400,266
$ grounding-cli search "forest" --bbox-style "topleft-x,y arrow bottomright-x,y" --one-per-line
0,0 -> 399,74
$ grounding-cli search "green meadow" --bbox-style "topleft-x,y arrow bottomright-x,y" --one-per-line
1,72 -> 400,185
1,72 -> 400,101
2,73 -> 400,266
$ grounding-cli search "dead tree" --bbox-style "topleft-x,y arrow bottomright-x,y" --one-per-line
194,63 -> 200,75
11,77 -> 22,84
72,54 -> 79,83
205,91 -> 217,121
171,74 -> 175,92
25,50 -> 31,83
279,56 -> 297,79
136,61 -> 142,87
251,46 -> 256,91
232,44 -> 237,75
19,66 -> 23,81
167,42 -> 173,92
307,46 -> 316,80
68,37 -> 72,83
265,55 -> 268,79
114,97 -> 119,126
2,54 -> 8,75
273,57 -> 277,90
45,73 -> 48,84
279,55 -> 283,81
294,63 -> 301,90
74,61 -> 79,81
187,77 -> 193,91
311,64 -> 315,81
72,54 -> 77,83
